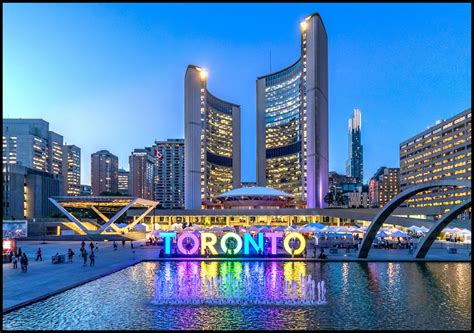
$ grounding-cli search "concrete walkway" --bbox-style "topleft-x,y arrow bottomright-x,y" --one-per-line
3,239 -> 471,313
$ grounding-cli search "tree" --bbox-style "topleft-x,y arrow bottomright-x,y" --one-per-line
324,188 -> 348,208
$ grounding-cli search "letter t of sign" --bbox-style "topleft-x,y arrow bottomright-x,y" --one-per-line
264,232 -> 284,255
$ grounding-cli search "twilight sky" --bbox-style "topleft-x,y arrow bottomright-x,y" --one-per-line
3,3 -> 471,185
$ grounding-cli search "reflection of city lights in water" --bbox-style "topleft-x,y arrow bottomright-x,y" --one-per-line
153,261 -> 326,306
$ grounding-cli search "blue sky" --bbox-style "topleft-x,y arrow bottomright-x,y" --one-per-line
3,3 -> 471,185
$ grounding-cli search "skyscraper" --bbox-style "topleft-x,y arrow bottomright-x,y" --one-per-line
256,13 -> 328,208
184,65 -> 241,209
346,108 -> 363,184
129,148 -> 155,200
91,150 -> 118,195
62,145 -> 81,196
118,168 -> 129,195
153,139 -> 185,209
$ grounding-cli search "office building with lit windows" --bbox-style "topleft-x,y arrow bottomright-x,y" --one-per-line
91,150 -> 119,195
185,65 -> 241,209
2,119 -> 66,176
153,139 -> 185,209
62,145 -> 81,196
256,13 -> 328,208
118,168 -> 130,195
399,108 -> 471,210
368,167 -> 400,208
129,148 -> 156,200
346,108 -> 363,184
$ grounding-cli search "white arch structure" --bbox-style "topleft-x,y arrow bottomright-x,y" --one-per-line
357,179 -> 471,258
414,198 -> 471,258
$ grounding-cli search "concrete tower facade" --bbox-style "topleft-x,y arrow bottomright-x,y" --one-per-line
184,65 -> 241,209
256,13 -> 328,208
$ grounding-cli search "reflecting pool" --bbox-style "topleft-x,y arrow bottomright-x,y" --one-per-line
3,261 -> 471,330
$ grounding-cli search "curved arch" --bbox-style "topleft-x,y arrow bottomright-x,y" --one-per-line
357,179 -> 471,258
414,198 -> 471,258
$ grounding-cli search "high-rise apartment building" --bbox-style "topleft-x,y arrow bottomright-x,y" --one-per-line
118,168 -> 130,195
152,139 -> 185,209
129,148 -> 156,200
368,167 -> 400,208
346,108 -> 363,184
62,145 -> 81,196
256,13 -> 328,208
185,65 -> 241,209
91,150 -> 118,195
400,108 -> 471,210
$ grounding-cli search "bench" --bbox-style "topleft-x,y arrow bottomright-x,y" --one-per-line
329,248 -> 338,254
446,247 -> 457,254
52,254 -> 66,264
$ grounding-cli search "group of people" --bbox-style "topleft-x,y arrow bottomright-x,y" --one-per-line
113,239 -> 132,250
79,241 -> 97,266
8,248 -> 29,272
446,234 -> 463,242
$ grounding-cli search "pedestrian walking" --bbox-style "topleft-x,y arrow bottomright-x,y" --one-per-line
122,239 -> 126,248
82,249 -> 88,266
8,249 -> 13,263
130,240 -> 133,249
113,241 -> 118,251
35,247 -> 43,261
89,241 -> 94,252
95,242 -> 99,252
12,255 -> 18,269
17,247 -> 22,258
81,240 -> 85,249
22,253 -> 28,272
89,251 -> 95,266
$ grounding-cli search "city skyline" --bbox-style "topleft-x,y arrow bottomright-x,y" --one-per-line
4,3 -> 471,185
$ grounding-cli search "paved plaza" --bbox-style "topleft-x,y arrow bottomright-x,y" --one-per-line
3,239 -> 471,313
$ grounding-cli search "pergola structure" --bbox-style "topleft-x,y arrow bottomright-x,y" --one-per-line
49,196 -> 159,235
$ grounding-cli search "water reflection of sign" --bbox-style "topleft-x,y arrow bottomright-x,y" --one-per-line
159,231 -> 306,256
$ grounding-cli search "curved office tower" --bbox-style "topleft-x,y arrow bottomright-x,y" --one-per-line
185,65 -> 241,209
256,13 -> 328,208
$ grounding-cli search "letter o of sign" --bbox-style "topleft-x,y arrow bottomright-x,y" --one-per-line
220,232 -> 243,254
177,232 -> 199,255
283,232 -> 306,255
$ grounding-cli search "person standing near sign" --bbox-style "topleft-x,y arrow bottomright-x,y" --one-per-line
12,255 -> 18,269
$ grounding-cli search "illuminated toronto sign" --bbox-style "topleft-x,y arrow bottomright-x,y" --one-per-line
158,231 -> 306,255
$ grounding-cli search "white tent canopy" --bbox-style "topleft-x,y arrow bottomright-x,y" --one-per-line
390,230 -> 410,238
299,226 -> 319,233
376,230 -> 389,238
458,229 -> 471,235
